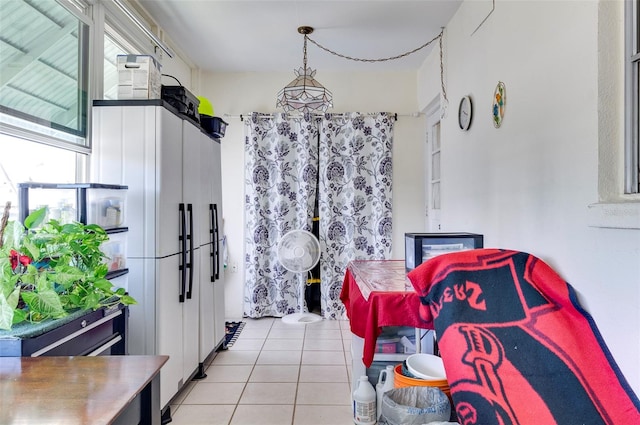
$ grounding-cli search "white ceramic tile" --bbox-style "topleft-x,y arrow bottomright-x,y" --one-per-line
343,338 -> 351,352
301,350 -> 346,365
303,338 -> 344,351
239,382 -> 297,404
298,365 -> 349,383
169,404 -> 181,416
305,329 -> 343,339
228,338 -> 265,351
257,350 -> 302,365
305,320 -> 341,330
262,338 -> 303,351
267,328 -> 306,339
171,381 -> 196,404
293,405 -> 354,425
211,350 -> 260,365
344,350 -> 352,366
249,365 -> 300,382
169,404 -> 236,425
182,382 -> 245,404
270,320 -> 308,329
230,404 -> 294,425
203,365 -> 253,383
238,328 -> 271,339
296,382 -> 352,405
242,318 -> 274,329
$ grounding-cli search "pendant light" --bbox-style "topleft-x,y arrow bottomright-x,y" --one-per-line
276,26 -> 333,113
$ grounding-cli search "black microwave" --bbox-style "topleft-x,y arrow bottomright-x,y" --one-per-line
405,232 -> 484,271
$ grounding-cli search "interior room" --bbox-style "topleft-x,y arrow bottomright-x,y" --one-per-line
1,0 -> 639,424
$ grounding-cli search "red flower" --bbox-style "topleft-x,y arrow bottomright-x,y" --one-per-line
10,250 -> 32,270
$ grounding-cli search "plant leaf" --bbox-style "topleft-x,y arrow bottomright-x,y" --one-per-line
24,207 -> 47,230
92,279 -> 114,292
21,289 -> 66,318
51,266 -> 85,288
120,295 -> 137,305
0,292 -> 15,330
12,308 -> 26,325
83,291 -> 101,310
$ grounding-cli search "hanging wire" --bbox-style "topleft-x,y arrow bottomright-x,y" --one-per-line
306,28 -> 447,102
438,31 -> 447,102
307,29 -> 442,63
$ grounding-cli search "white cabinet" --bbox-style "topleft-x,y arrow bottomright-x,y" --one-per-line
198,134 -> 226,367
91,100 -> 225,409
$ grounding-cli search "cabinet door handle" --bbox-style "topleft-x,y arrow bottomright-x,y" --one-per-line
209,204 -> 215,282
186,203 -> 194,299
213,203 -> 220,280
178,203 -> 186,303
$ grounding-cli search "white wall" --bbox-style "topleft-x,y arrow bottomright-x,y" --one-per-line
418,0 -> 640,393
198,71 -> 426,321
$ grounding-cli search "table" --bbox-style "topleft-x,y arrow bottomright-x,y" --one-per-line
0,355 -> 168,425
340,260 -> 434,368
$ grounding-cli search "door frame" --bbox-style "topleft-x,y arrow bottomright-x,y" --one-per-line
424,97 -> 442,232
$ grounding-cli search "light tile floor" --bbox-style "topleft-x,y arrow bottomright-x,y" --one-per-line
168,318 -> 355,425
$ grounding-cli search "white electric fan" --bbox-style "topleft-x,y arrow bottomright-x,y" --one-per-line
277,229 -> 322,324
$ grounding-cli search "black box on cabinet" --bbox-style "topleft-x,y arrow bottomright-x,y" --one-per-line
405,232 -> 484,271
161,85 -> 199,122
200,116 -> 228,139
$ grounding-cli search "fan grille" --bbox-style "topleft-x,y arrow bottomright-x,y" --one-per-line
277,230 -> 321,273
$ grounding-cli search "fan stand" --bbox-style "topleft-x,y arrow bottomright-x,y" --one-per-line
281,273 -> 322,324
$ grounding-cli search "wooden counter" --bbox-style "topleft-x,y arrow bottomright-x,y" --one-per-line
0,355 -> 168,425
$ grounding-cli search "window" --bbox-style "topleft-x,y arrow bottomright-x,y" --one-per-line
104,29 -> 141,100
627,0 -> 640,193
0,134 -> 79,221
0,0 -> 90,146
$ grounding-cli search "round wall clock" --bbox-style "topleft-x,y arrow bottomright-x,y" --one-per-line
458,96 -> 472,131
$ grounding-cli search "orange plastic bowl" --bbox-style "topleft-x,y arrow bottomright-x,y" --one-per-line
393,364 -> 449,389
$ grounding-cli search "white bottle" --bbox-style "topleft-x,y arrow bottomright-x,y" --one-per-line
353,375 -> 376,425
376,365 -> 395,420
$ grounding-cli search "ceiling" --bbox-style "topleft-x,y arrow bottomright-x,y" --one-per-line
137,0 -> 463,73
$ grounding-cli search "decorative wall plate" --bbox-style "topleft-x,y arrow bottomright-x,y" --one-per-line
492,81 -> 506,128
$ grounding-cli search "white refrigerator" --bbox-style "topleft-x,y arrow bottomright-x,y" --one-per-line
91,101 -> 224,409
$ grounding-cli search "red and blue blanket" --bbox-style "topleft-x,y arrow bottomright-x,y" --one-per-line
407,248 -> 640,425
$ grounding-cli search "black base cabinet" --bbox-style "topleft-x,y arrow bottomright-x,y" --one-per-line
0,303 -> 128,357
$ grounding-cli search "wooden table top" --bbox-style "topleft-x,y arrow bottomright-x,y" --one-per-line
0,355 -> 168,425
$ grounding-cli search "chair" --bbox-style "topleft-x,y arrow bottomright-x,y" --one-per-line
407,249 -> 640,425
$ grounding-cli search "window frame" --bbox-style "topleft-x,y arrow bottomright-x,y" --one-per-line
0,0 -> 93,151
626,0 -> 639,194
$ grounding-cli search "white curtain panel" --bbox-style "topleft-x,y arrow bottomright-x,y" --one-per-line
318,112 -> 394,319
243,113 -> 319,318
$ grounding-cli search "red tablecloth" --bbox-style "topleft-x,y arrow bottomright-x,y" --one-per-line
339,260 -> 434,367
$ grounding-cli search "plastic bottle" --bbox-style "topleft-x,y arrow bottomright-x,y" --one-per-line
353,375 -> 376,425
376,365 -> 395,420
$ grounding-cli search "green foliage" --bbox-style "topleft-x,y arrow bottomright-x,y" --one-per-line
0,207 -> 136,330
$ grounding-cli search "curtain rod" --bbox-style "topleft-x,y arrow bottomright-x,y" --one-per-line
223,112 -> 423,122
112,0 -> 175,58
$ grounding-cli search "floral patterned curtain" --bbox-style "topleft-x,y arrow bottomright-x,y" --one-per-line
243,113 -> 319,318
318,113 -> 394,319
244,112 -> 393,319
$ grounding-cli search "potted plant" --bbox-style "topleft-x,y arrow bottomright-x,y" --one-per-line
0,206 -> 136,330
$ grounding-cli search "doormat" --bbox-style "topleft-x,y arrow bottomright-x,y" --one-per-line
224,321 -> 245,347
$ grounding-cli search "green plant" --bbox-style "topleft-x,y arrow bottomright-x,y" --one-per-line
0,207 -> 136,330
